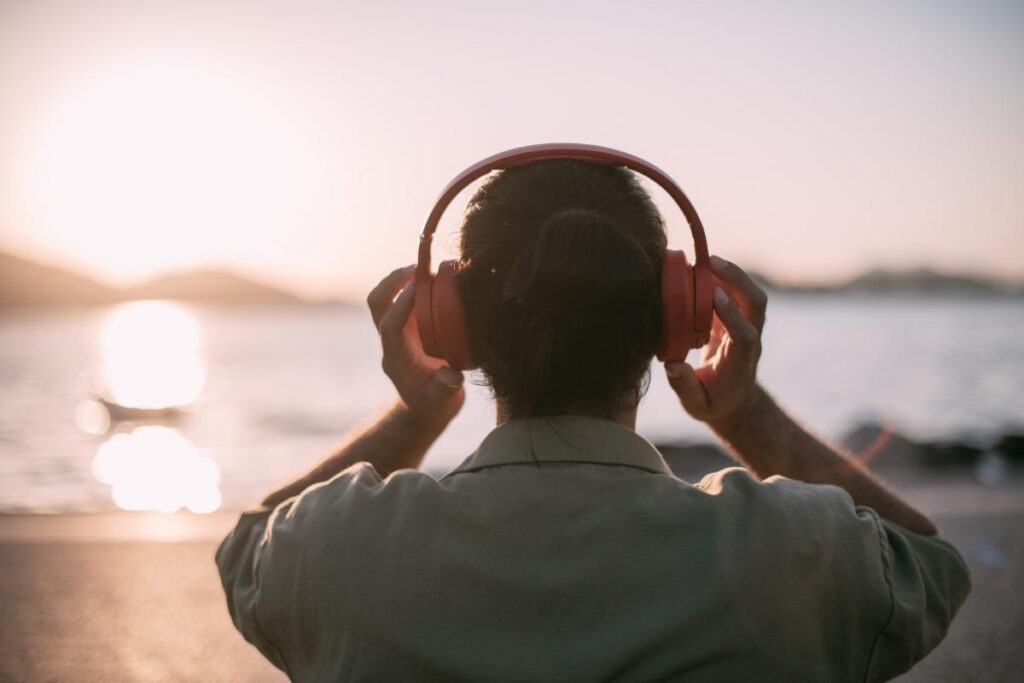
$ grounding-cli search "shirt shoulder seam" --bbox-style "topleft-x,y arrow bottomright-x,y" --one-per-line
441,459 -> 671,479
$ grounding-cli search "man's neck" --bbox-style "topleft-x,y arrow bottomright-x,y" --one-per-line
495,400 -> 637,431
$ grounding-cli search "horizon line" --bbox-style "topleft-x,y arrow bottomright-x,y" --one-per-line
2,244 -> 1022,304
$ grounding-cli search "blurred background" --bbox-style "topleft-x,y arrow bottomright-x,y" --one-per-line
1,1 -> 1021,681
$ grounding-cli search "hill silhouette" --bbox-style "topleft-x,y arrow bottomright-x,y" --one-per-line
841,268 -> 1019,296
0,251 -> 312,307
1,250 -> 1020,307
0,252 -> 117,306
124,269 -> 303,304
748,267 -> 1022,297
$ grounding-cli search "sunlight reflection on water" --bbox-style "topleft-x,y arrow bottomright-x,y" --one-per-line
100,300 -> 206,409
92,426 -> 221,513
89,301 -> 220,513
0,295 -> 1020,513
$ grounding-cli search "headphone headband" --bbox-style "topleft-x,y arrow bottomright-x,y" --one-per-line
417,142 -> 710,273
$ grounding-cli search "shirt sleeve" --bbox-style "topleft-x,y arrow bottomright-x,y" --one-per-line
214,504 -> 293,676
214,461 -> 387,678
708,468 -> 973,681
862,510 -> 973,681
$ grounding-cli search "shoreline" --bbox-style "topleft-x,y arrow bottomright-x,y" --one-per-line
1,484 -> 1021,543
2,469 -> 1022,544
1,422 -> 1022,521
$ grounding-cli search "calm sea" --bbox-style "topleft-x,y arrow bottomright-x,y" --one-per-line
1,295 -> 1021,513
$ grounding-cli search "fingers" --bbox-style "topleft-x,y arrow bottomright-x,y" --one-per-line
665,361 -> 710,415
713,287 -> 761,362
711,256 -> 767,333
378,281 -> 415,354
370,265 -> 465,423
378,281 -> 464,385
367,265 -> 415,329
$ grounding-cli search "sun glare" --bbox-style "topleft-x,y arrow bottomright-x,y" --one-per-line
100,300 -> 207,409
24,60 -> 309,281
92,426 -> 221,514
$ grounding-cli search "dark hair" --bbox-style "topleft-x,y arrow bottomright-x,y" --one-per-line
454,160 -> 666,419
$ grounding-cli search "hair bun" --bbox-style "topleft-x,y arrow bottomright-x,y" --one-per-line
497,206 -> 660,410
503,208 -> 653,321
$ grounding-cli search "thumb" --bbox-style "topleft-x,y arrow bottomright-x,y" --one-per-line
665,362 -> 709,414
434,365 -> 465,390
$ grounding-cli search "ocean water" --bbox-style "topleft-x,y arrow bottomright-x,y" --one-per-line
0,295 -> 1021,513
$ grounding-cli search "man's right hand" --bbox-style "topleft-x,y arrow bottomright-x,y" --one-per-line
367,265 -> 466,432
664,255 -> 768,429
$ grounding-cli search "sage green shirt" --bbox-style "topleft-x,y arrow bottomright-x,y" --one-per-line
216,415 -> 971,682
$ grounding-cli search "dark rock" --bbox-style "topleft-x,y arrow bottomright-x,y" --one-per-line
654,442 -> 734,482
919,441 -> 984,467
994,433 -> 1024,462
839,423 -> 923,474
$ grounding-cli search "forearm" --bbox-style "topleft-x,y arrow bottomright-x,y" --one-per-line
709,385 -> 937,535
260,399 -> 449,507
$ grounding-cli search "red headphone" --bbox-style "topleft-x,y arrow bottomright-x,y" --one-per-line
415,143 -> 713,371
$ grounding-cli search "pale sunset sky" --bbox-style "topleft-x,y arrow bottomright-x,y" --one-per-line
1,0 -> 1021,299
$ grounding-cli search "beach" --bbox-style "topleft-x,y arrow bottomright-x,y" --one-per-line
0,511 -> 285,683
2,463 -> 1021,683
2,0 -> 1021,678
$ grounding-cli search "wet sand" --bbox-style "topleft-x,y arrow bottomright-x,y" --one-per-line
1,480 -> 1021,682
0,538 -> 285,683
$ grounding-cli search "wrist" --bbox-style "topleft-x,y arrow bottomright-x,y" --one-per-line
706,384 -> 771,437
391,398 -> 453,441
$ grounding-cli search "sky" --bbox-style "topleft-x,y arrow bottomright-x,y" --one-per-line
1,0 -> 1022,299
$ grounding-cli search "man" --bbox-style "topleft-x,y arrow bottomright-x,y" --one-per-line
217,242 -> 970,681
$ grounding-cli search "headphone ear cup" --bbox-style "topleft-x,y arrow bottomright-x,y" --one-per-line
657,249 -> 696,362
415,263 -> 440,358
430,260 -> 475,371
691,260 -> 713,348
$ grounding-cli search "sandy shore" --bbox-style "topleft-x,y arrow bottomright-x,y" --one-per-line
1,479 -> 1021,682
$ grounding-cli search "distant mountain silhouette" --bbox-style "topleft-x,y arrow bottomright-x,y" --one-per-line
1,250 -> 1019,307
840,268 -> 1019,296
0,251 -> 313,307
749,267 -> 1022,297
124,269 -> 303,304
0,252 -> 117,306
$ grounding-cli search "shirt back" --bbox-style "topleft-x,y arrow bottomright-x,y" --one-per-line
216,415 -> 971,682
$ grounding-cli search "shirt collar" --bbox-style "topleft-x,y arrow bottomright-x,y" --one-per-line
443,415 -> 673,479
